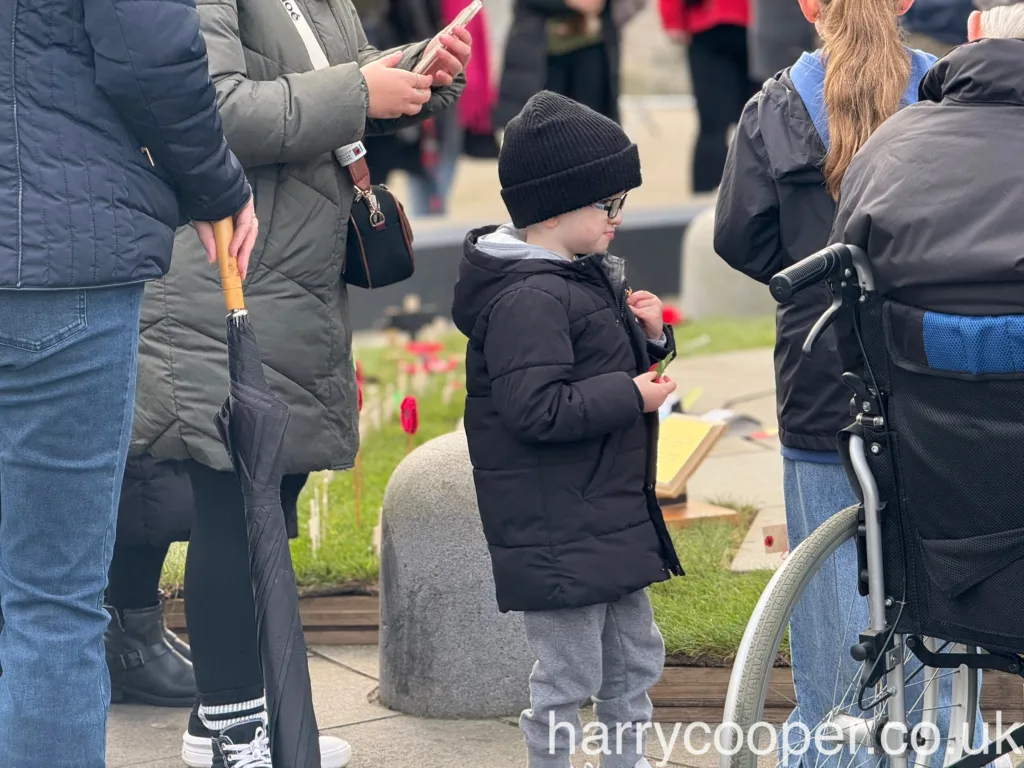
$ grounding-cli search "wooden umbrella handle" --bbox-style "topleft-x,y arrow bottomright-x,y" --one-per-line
213,218 -> 245,312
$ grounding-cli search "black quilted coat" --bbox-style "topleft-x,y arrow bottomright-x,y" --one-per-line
452,225 -> 684,613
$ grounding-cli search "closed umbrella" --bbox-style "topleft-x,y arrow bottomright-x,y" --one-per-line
212,219 -> 322,767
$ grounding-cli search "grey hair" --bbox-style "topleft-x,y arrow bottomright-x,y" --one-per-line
978,4 -> 1024,37
976,2 -> 1024,38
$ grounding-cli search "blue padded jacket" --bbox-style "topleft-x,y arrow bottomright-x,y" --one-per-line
0,0 -> 250,288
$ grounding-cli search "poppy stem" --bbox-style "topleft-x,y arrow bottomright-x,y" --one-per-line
353,451 -> 363,526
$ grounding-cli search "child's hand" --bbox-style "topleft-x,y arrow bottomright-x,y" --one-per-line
627,290 -> 664,340
633,371 -> 677,412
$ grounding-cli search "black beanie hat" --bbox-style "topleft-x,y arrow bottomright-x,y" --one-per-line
498,91 -> 642,228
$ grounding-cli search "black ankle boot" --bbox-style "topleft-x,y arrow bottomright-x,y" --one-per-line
106,604 -> 197,707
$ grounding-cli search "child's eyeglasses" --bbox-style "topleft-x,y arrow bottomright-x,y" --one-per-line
591,193 -> 627,218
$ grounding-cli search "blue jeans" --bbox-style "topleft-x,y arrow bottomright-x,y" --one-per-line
0,284 -> 144,767
781,458 -> 982,768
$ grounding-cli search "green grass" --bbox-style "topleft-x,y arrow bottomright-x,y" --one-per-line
671,315 -> 776,357
651,504 -> 781,664
161,314 -> 779,660
160,358 -> 465,597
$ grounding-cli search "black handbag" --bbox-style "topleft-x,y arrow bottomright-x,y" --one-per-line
342,154 -> 415,290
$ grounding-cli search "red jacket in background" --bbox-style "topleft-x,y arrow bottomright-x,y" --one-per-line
442,0 -> 496,136
659,0 -> 750,35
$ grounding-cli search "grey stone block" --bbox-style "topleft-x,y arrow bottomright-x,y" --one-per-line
377,430 -> 534,719
679,206 -> 779,320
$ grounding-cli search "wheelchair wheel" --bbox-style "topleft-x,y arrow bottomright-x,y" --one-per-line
721,504 -> 981,768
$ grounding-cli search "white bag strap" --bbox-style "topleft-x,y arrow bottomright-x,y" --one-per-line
281,0 -> 330,69
280,0 -> 366,168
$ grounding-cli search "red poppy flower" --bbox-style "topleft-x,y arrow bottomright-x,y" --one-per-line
400,396 -> 418,435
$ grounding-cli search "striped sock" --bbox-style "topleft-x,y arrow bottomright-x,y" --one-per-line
198,695 -> 268,733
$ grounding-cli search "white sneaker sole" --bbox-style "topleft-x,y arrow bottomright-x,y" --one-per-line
182,732 -> 352,767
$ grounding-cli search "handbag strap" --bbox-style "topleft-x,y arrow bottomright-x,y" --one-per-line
280,0 -> 371,193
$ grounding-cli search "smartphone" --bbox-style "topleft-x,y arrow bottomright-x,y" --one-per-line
653,350 -> 676,381
413,0 -> 483,75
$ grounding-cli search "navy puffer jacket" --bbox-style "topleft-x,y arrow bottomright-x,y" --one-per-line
0,0 -> 250,289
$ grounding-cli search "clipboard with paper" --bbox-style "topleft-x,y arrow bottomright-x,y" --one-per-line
655,412 -> 727,500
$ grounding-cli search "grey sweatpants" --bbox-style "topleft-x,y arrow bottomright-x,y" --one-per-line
519,588 -> 665,768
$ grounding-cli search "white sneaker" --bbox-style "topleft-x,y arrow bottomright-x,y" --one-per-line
181,730 -> 352,768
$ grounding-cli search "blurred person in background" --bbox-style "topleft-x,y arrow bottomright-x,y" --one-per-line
748,0 -> 815,82
659,0 -> 756,193
494,0 -> 647,128
901,0 -> 975,54
354,0 -> 498,216
113,0 -> 469,765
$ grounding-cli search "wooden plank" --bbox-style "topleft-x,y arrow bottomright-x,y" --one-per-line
168,629 -> 380,646
309,630 -> 380,645
164,595 -> 380,646
653,706 -> 794,725
651,665 -> 1024,724
165,595 -> 1024,719
661,500 -> 741,529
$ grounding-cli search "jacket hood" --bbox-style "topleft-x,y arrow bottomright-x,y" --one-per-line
920,37 -> 1024,107
787,45 -> 937,151
752,45 -> 936,181
451,225 -> 619,337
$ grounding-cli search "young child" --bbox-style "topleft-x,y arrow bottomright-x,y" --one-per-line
451,90 -> 684,768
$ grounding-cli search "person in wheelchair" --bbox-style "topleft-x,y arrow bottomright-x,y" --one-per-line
712,1 -> 973,766
825,4 -> 1024,755
717,5 -> 1024,768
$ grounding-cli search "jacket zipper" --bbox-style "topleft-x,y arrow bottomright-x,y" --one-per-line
596,262 -> 679,573
597,262 -> 641,363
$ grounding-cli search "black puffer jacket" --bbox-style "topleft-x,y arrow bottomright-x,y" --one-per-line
452,225 -> 684,613
713,46 -> 936,452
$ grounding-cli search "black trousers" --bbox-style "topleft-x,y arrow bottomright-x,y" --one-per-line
545,42 -> 613,121
184,462 -> 308,705
687,24 -> 758,193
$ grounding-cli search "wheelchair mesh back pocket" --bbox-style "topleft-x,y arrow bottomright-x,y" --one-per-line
883,301 -> 1024,653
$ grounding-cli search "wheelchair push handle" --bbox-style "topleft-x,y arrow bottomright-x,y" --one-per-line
770,247 -> 843,303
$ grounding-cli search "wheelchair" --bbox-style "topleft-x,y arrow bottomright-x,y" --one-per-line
720,245 -> 1024,768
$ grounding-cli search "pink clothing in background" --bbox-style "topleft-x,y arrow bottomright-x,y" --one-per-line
442,0 -> 496,135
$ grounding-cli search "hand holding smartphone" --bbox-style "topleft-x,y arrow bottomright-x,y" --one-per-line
413,0 -> 482,75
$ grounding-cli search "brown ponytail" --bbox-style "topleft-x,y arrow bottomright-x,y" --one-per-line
817,0 -> 910,198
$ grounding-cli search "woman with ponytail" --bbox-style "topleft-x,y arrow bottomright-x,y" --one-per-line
712,2 -> 984,765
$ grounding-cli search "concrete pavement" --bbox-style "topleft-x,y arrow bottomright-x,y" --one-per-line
108,645 -> 727,768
